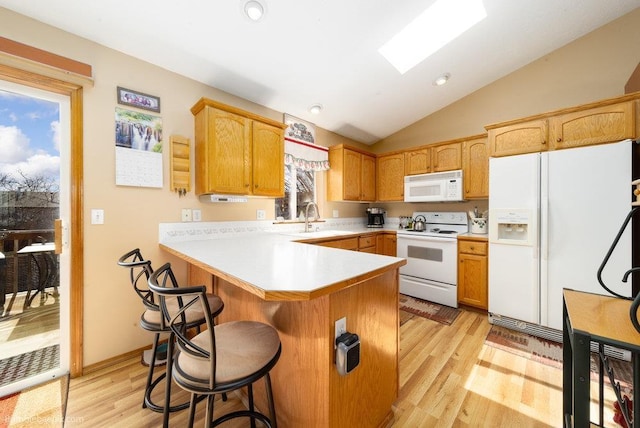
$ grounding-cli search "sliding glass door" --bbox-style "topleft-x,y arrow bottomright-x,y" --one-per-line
0,80 -> 70,396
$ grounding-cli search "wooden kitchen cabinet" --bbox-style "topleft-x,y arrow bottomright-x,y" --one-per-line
487,118 -> 549,157
431,142 -> 462,172
377,152 -> 405,201
358,234 -> 377,253
316,237 -> 359,251
191,98 -> 286,196
376,233 -> 397,256
462,135 -> 489,199
549,100 -> 635,150
327,145 -> 376,202
404,147 -> 431,175
457,237 -> 488,310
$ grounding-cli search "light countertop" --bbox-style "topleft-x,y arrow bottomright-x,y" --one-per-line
458,233 -> 489,241
160,232 -> 406,301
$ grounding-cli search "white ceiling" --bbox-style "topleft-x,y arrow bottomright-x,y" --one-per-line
1,0 -> 638,144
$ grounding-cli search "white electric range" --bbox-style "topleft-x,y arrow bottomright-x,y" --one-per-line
397,212 -> 468,308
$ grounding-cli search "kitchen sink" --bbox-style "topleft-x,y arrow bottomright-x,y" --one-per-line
286,230 -> 357,239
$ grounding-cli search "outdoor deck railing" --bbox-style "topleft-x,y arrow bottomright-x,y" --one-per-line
0,229 -> 56,313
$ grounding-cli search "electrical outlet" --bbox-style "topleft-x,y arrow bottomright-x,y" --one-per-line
256,209 -> 266,220
181,208 -> 192,222
335,317 -> 346,348
333,210 -> 339,218
192,209 -> 202,222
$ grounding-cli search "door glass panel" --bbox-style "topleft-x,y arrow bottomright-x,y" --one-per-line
0,86 -> 65,392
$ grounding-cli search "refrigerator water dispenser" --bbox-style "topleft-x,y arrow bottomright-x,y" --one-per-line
489,209 -> 535,246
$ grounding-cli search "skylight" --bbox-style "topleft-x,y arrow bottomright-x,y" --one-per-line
379,0 -> 487,74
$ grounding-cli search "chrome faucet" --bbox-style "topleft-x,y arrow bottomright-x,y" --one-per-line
304,202 -> 320,232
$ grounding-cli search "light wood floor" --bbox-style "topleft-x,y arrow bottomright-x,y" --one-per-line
63,307 -> 623,427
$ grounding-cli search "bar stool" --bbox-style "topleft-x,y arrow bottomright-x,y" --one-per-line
118,249 -> 224,427
149,262 -> 281,428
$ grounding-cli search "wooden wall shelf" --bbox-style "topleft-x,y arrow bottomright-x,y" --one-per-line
170,135 -> 190,196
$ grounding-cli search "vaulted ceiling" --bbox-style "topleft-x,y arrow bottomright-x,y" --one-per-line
1,0 -> 638,144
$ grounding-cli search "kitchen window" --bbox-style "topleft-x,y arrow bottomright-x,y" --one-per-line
275,139 -> 329,220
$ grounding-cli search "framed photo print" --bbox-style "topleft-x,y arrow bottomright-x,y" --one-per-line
117,86 -> 161,113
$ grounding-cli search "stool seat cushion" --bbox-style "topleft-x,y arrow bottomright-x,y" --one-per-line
141,293 -> 224,328
174,321 -> 280,388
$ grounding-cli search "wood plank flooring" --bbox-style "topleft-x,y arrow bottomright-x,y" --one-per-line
63,306 -> 623,427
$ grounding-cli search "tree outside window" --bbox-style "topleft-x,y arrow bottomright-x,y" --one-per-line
275,165 -> 315,220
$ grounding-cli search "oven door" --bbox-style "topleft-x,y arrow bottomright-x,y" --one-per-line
397,235 -> 457,285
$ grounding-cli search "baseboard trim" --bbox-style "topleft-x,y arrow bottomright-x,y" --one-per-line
82,339 -> 168,377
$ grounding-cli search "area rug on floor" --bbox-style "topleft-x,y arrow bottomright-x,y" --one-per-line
485,325 -> 563,368
0,345 -> 60,388
485,325 -> 633,389
399,294 -> 460,325
0,375 -> 68,427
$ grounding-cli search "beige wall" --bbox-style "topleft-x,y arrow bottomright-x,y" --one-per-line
1,6 -> 639,366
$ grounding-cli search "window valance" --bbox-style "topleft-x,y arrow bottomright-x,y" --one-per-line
284,139 -> 330,171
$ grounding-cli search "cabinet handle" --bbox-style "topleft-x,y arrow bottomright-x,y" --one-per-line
470,246 -> 475,250
556,138 -> 562,142
542,140 -> 546,145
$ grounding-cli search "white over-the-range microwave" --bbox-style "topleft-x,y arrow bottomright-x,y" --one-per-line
403,169 -> 464,202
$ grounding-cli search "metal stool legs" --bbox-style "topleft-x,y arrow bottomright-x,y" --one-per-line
143,331 -> 190,428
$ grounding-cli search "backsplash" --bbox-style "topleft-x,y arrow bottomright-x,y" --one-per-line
158,217 -> 396,243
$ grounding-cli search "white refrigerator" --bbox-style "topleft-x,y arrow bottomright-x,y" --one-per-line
488,140 -> 633,332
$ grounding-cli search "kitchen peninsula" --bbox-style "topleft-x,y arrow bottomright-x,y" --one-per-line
160,230 -> 406,428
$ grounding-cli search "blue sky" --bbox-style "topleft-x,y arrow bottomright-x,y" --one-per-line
0,89 -> 60,182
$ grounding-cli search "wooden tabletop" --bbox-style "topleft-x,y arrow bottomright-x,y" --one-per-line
564,288 -> 640,348
17,242 -> 55,254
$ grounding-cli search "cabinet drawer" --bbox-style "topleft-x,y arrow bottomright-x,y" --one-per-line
359,235 -> 376,248
458,240 -> 487,256
319,237 -> 359,251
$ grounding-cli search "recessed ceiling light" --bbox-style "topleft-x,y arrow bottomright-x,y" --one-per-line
244,0 -> 265,21
309,104 -> 323,114
379,0 -> 487,74
433,73 -> 451,86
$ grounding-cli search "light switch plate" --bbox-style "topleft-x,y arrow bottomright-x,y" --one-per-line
192,209 -> 202,222
91,209 -> 104,225
256,209 -> 266,220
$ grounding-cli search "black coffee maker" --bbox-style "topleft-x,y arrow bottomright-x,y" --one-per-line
366,207 -> 385,228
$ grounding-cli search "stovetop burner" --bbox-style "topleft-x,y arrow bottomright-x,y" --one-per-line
397,211 -> 469,237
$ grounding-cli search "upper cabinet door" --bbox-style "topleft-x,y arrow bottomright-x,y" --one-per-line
462,136 -> 489,199
549,101 -> 635,150
201,107 -> 251,195
360,154 -> 376,201
404,148 -> 431,175
343,148 -> 363,200
252,121 -> 285,197
487,119 -> 549,157
377,153 -> 404,201
432,142 -> 462,172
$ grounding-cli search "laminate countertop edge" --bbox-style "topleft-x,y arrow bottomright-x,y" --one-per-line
160,234 -> 406,302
